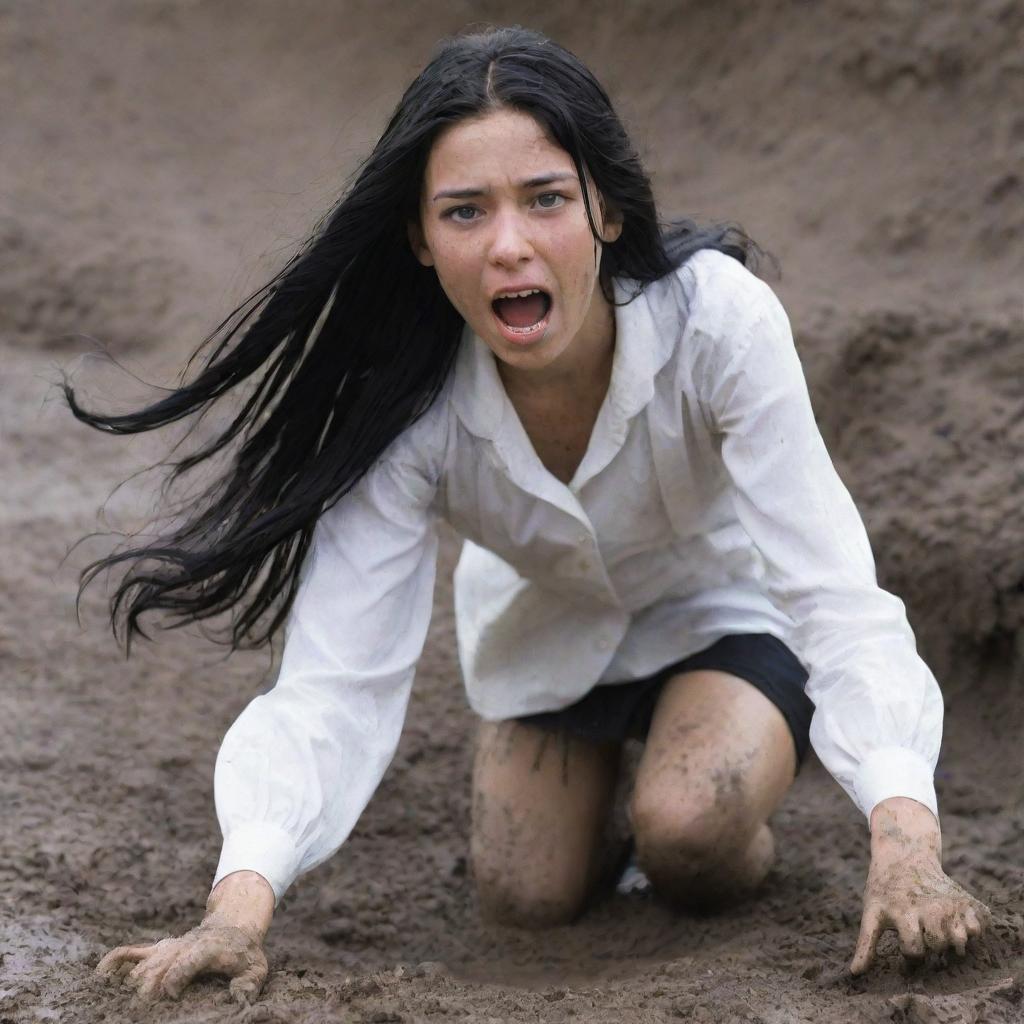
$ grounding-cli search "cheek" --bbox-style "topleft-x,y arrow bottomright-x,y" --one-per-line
436,268 -> 477,312
431,238 -> 478,285
556,233 -> 599,305
423,244 -> 475,306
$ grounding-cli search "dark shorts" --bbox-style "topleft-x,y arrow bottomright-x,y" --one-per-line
516,633 -> 814,770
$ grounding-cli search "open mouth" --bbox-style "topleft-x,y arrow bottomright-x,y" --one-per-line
491,289 -> 552,335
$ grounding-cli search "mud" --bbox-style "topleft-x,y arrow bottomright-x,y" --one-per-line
2,1 -> 1023,1021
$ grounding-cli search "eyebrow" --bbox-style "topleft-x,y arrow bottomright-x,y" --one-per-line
431,172 -> 578,202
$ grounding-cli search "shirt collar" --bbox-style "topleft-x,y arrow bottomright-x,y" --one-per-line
450,274 -> 676,444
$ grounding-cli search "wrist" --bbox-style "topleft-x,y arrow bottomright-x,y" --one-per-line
205,870 -> 276,942
869,796 -> 942,865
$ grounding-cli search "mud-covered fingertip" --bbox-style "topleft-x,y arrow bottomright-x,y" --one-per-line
850,933 -> 877,976
898,950 -> 927,974
94,950 -> 119,975
230,983 -> 257,1007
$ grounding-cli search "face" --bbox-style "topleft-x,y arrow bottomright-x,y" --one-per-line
409,108 -> 623,375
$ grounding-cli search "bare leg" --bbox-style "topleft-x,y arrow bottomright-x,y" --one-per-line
470,720 -> 621,928
630,669 -> 798,911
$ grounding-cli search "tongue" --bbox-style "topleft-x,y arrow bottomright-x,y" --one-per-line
494,293 -> 548,328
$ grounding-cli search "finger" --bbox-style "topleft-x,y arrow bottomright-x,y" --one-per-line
964,905 -> 986,938
851,904 -> 885,975
972,899 -> 993,928
161,947 -> 213,1001
124,945 -> 177,991
921,911 -> 948,955
111,950 -> 160,984
125,957 -> 149,987
228,958 -> 269,1007
96,945 -> 155,977
894,913 -> 926,961
134,951 -> 181,1004
947,917 -> 969,956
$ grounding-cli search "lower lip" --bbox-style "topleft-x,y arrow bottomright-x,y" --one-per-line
491,303 -> 552,347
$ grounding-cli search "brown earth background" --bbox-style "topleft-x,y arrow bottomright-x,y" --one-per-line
3,1 -> 1024,1022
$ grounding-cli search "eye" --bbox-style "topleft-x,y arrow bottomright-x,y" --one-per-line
535,192 -> 565,209
443,205 -> 480,223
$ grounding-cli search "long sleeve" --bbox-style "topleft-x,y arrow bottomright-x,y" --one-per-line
699,260 -> 943,823
211,447 -> 441,905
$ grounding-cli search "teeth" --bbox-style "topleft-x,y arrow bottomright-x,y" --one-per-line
496,288 -> 542,299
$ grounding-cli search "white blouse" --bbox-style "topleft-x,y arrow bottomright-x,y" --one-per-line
212,248 -> 943,906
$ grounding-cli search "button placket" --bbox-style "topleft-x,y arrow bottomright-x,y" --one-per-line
575,531 -> 595,574
569,523 -> 623,606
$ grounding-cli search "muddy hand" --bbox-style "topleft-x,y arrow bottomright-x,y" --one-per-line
851,855 -> 990,973
95,920 -> 268,1004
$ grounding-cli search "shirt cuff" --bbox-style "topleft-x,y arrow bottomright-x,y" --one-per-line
212,822 -> 303,908
852,746 -> 939,824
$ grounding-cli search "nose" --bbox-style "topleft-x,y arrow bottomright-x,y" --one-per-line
487,209 -> 534,268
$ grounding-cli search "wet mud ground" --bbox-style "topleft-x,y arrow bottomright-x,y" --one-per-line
3,1 -> 1024,1021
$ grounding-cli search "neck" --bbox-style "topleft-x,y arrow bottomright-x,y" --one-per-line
497,288 -> 616,405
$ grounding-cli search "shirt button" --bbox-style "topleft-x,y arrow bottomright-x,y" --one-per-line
597,636 -> 611,651
577,532 -> 589,545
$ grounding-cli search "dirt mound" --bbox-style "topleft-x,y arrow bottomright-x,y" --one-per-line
2,1 -> 1022,1022
805,307 -> 1024,666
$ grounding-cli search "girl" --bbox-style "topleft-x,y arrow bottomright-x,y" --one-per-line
84,26 -> 989,1006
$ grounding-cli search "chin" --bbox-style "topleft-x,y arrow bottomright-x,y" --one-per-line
499,336 -> 570,371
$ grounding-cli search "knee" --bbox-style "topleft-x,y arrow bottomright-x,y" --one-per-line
632,792 -> 742,868
630,785 -> 757,900
472,855 -> 588,929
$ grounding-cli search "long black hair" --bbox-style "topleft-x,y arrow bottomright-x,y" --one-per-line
66,24 -> 767,650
